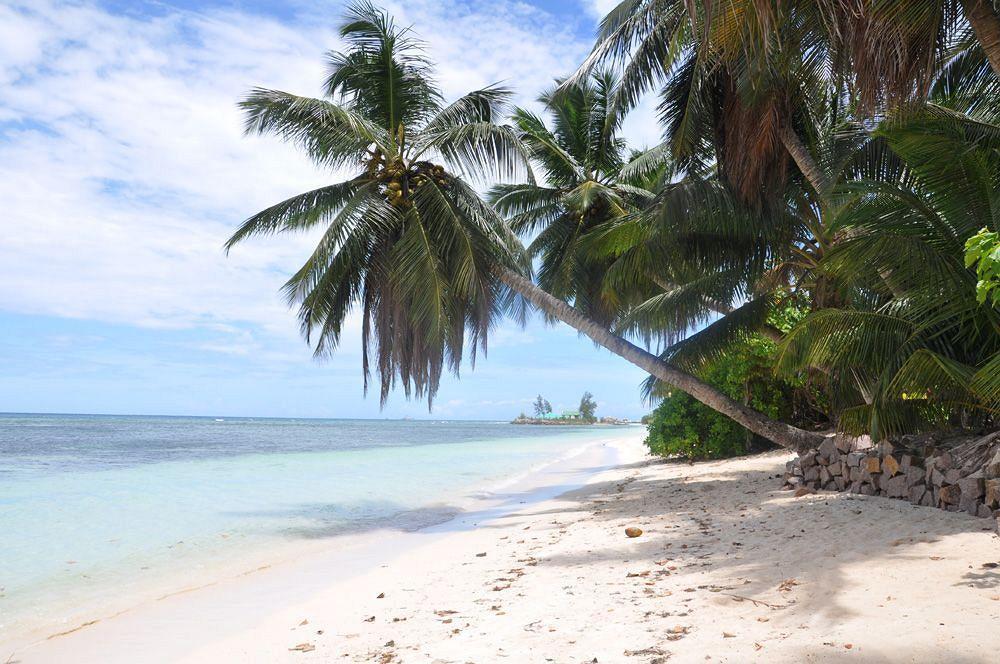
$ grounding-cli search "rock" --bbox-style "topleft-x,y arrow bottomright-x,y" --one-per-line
882,455 -> 900,477
860,484 -> 876,496
834,435 -> 853,454
985,479 -> 1000,508
939,484 -> 962,506
944,468 -> 963,485
905,465 -> 925,488
834,475 -> 847,491
847,452 -> 865,467
899,454 -> 913,470
879,441 -> 896,456
908,485 -> 926,505
863,457 -> 882,474
849,480 -> 863,493
959,473 -> 985,499
794,487 -> 815,498
930,468 -> 945,487
829,462 -> 843,477
819,466 -> 832,484
800,454 -> 817,469
818,437 -> 838,458
936,452 -> 954,471
985,449 -> 1000,478
625,527 -> 643,538
920,491 -> 935,507
853,435 -> 874,451
978,503 -> 994,519
884,475 -> 908,499
960,495 -> 982,516
804,466 -> 820,482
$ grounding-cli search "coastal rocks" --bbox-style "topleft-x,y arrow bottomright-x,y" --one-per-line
782,430 -> 1000,529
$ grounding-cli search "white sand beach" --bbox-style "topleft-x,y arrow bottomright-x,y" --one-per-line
9,433 -> 1000,663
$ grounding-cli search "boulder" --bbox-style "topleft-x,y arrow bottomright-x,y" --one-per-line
882,455 -> 900,477
944,468 -> 963,485
804,466 -> 820,482
819,466 -> 832,484
834,475 -> 847,491
905,465 -> 925,488
800,454 -> 817,469
984,449 -> 1000,478
939,484 -> 962,506
834,434 -> 853,454
884,475 -> 908,499
860,484 -> 876,496
908,485 -> 926,505
929,468 -> 945,487
985,479 -> 1000,508
863,457 -> 882,474
847,452 -> 865,467
978,503 -> 995,519
958,473 -> 985,500
818,436 -> 838,458
853,435 -> 875,451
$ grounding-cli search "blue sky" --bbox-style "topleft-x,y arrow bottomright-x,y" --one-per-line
0,0 -> 662,420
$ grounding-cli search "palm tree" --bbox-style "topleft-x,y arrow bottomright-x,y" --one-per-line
225,1 -> 529,407
488,72 -> 669,325
227,1 -> 825,452
778,106 -> 1000,438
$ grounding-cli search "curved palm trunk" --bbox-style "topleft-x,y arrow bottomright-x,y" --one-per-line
962,0 -> 1000,78
498,267 -> 825,454
779,125 -> 829,196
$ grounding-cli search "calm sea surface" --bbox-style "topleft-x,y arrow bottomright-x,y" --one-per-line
0,413 -> 629,638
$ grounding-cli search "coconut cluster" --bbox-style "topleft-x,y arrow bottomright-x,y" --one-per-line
377,158 -> 450,209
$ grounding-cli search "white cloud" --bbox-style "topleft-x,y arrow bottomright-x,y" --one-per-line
586,0 -> 621,19
0,0 -> 601,349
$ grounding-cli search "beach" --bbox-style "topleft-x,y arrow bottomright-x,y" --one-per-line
9,432 -> 1000,663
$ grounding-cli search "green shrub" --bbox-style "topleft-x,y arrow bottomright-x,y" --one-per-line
645,336 -> 823,460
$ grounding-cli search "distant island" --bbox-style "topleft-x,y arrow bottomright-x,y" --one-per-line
512,392 -> 634,425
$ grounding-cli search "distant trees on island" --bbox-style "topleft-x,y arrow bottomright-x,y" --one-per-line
514,391 -> 623,425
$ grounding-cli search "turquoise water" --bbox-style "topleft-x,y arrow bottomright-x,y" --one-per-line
0,413 -> 625,639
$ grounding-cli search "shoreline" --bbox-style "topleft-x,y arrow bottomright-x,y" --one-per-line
4,430 -> 647,662
10,435 -> 1000,662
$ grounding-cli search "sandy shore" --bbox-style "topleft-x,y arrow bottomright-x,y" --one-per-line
11,437 -> 1000,663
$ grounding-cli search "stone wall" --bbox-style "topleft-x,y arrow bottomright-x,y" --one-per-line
783,430 -> 1000,527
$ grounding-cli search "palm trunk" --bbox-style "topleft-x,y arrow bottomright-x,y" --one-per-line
962,0 -> 1000,78
498,267 -> 825,454
779,125 -> 829,196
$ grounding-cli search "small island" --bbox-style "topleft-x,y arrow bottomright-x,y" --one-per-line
512,392 -> 632,425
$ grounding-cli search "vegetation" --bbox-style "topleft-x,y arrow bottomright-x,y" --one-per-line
532,395 -> 553,418
646,335 -> 824,459
578,392 -> 598,423
230,1 -> 1000,456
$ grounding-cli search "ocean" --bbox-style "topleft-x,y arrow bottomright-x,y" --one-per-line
0,413 -> 640,641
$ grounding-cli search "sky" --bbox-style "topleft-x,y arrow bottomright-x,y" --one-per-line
0,0 -> 664,420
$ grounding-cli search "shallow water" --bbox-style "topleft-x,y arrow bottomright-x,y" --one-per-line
0,413 -> 636,639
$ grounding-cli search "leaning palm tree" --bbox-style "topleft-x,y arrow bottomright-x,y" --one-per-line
488,72 -> 670,325
227,1 -> 825,452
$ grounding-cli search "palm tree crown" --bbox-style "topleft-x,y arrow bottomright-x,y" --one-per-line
225,1 -> 529,406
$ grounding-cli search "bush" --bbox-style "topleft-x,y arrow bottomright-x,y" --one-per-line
644,336 -> 824,460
